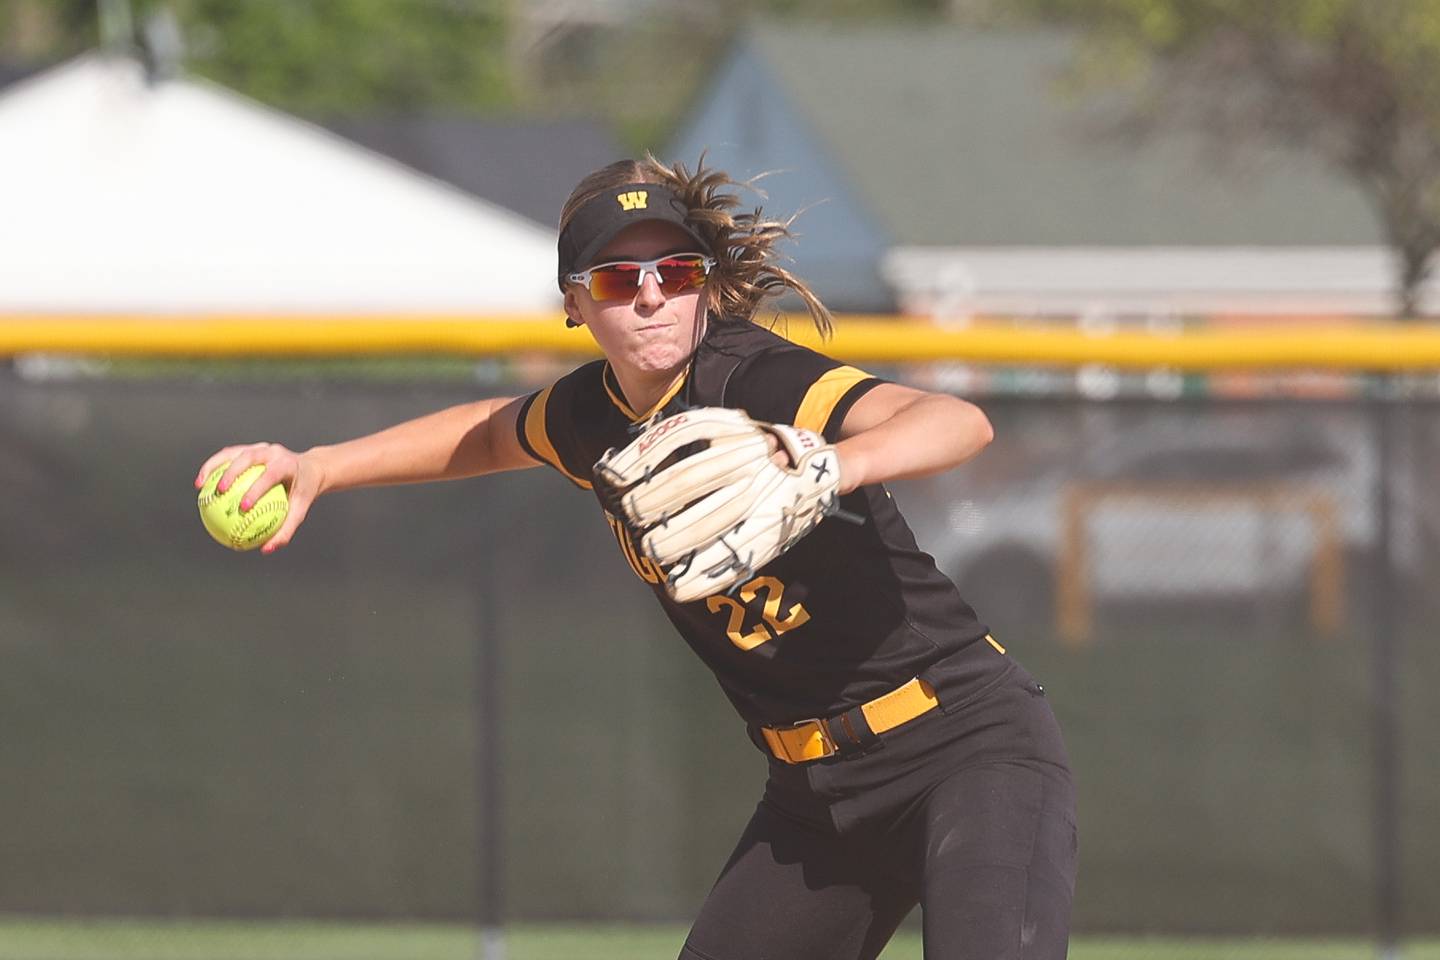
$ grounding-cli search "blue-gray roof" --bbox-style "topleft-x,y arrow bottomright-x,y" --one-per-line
742,23 -> 1381,247
0,60 -> 49,89
322,115 -> 624,227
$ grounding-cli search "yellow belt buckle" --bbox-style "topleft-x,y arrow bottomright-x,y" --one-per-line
770,718 -> 836,764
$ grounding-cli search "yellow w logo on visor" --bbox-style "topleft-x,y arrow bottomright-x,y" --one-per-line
616,190 -> 649,211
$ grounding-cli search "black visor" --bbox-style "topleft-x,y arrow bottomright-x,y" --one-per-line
557,182 -> 712,291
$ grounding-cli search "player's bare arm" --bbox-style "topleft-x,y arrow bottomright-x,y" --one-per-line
193,395 -> 540,552
301,395 -> 539,493
832,382 -> 994,494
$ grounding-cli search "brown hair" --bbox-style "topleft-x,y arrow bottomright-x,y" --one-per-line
559,154 -> 834,338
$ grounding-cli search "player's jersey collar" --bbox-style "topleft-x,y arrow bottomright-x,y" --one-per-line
602,362 -> 690,423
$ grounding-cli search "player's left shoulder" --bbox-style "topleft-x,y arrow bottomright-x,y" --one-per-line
722,332 -> 882,437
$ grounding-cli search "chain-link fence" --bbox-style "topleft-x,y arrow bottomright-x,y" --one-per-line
2,360 -> 1437,939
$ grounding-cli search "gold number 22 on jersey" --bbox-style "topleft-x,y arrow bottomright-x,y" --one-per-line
706,576 -> 811,651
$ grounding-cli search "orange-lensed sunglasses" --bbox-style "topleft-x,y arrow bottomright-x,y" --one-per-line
565,253 -> 716,302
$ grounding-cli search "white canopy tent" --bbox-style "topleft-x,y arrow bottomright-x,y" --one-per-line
0,55 -> 560,314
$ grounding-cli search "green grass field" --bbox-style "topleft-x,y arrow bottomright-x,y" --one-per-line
0,918 -> 1435,960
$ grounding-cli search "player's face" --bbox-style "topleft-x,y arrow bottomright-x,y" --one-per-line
563,221 -> 708,380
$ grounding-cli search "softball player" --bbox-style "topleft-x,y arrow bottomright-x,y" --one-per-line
197,155 -> 1077,959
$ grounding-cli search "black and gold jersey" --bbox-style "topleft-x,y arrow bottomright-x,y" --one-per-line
515,318 -> 999,726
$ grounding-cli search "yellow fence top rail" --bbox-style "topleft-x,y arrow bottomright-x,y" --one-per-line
4,313 -> 1440,370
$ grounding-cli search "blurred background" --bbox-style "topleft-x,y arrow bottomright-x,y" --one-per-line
4,1 -> 1440,958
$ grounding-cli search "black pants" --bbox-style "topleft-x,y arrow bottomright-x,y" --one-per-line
680,662 -> 1078,960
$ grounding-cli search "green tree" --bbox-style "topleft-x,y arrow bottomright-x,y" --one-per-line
1,0 -> 511,114
1026,0 -> 1440,318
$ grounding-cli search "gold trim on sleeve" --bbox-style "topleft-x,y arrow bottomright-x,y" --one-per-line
525,385 -> 593,489
794,365 -> 872,433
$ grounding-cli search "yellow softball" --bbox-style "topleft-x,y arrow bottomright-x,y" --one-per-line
197,463 -> 289,552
